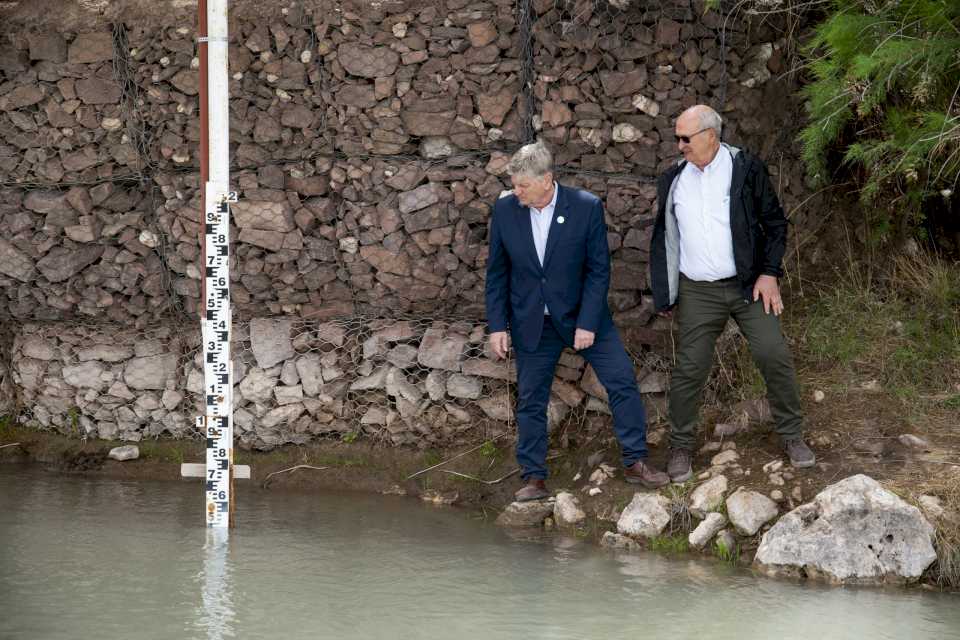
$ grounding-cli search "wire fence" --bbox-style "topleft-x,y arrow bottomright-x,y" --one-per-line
10,314 -> 672,448
0,0 -> 793,446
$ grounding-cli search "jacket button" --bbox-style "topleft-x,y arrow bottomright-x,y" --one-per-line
541,277 -> 546,283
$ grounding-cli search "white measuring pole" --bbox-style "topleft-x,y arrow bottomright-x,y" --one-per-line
199,0 -> 234,529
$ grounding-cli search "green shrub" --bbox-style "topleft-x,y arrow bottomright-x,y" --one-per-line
799,0 -> 960,236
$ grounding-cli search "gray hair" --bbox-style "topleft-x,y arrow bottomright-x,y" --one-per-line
696,106 -> 723,137
507,140 -> 553,178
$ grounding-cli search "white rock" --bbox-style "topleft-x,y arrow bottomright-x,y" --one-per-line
238,367 -> 276,405
496,500 -> 555,527
420,136 -> 455,159
689,512 -> 727,549
21,336 -> 56,360
755,475 -> 937,584
711,450 -> 739,466
588,487 -> 603,496
107,381 -> 135,400
361,406 -> 388,426
108,445 -> 139,461
762,460 -> 783,474
77,344 -> 134,362
918,495 -> 944,519
768,473 -> 785,486
386,344 -> 418,369
689,475 -> 728,518
350,366 -> 389,392
295,354 -> 324,397
124,354 -> 177,391
280,360 -> 300,386
554,492 -> 586,526
898,433 -> 929,449
631,93 -> 660,117
726,489 -> 779,536
770,490 -> 784,501
589,465 -> 613,485
274,385 -> 303,406
600,532 -> 641,550
612,123 -> 639,143
63,361 -> 106,390
813,390 -> 825,403
249,317 -> 294,369
260,403 -> 304,429
385,368 -> 422,403
425,370 -> 447,401
445,373 -> 482,399
699,441 -> 721,454
617,493 -> 671,538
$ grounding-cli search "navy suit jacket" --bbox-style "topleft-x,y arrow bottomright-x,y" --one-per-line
485,183 -> 614,353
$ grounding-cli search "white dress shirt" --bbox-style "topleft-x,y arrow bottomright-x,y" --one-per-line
529,182 -> 558,314
673,146 -> 738,281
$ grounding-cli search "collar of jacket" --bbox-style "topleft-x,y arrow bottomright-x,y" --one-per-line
665,143 -> 745,190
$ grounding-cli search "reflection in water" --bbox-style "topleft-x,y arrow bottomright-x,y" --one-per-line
199,529 -> 234,640
1,465 -> 958,640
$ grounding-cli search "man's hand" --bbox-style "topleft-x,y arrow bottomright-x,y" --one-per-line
574,328 -> 595,351
657,309 -> 674,319
753,275 -> 783,315
489,331 -> 509,360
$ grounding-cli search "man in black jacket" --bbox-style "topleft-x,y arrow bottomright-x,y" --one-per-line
649,105 -> 815,482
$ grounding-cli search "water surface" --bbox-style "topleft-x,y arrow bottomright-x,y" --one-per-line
1,465 -> 957,639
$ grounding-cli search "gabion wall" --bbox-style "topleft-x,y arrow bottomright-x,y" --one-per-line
0,0 -> 815,444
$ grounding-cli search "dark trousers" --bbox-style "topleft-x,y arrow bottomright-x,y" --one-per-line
669,276 -> 804,450
515,318 -> 648,480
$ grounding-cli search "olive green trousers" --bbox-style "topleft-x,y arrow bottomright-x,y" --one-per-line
668,276 -> 804,450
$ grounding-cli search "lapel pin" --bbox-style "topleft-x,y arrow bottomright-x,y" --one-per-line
557,216 -> 565,224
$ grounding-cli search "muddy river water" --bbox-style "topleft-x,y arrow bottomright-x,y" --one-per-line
1,465 -> 957,639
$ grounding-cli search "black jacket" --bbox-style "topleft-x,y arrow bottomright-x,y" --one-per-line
649,144 -> 788,311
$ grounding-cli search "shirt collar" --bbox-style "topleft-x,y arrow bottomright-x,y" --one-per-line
689,146 -> 727,175
531,182 -> 559,214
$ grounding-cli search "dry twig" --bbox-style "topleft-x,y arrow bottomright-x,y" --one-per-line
405,432 -> 509,480
262,464 -> 329,488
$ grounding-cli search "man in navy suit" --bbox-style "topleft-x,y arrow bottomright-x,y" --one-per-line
485,140 -> 669,502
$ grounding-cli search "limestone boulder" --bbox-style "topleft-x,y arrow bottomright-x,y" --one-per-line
250,317 -> 294,369
496,500 -> 555,527
124,354 -> 177,390
689,475 -> 728,519
689,512 -> 727,549
754,475 -> 937,584
726,489 -> 778,536
617,493 -> 671,538
554,492 -> 586,526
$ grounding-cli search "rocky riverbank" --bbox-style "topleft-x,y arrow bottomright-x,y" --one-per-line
3,415 -> 957,590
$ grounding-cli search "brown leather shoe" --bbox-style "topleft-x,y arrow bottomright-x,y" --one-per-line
667,448 -> 693,483
514,479 -> 550,502
624,460 -> 670,489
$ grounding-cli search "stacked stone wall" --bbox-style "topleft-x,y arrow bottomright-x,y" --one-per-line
0,0 -> 817,443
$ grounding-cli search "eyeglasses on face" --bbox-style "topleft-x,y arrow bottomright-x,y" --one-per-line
675,128 -> 711,144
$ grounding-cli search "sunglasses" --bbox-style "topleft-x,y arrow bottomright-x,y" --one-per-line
675,128 -> 711,144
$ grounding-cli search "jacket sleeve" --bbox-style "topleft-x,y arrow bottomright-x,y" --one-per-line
755,159 -> 788,278
575,198 -> 611,332
484,200 -> 510,333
